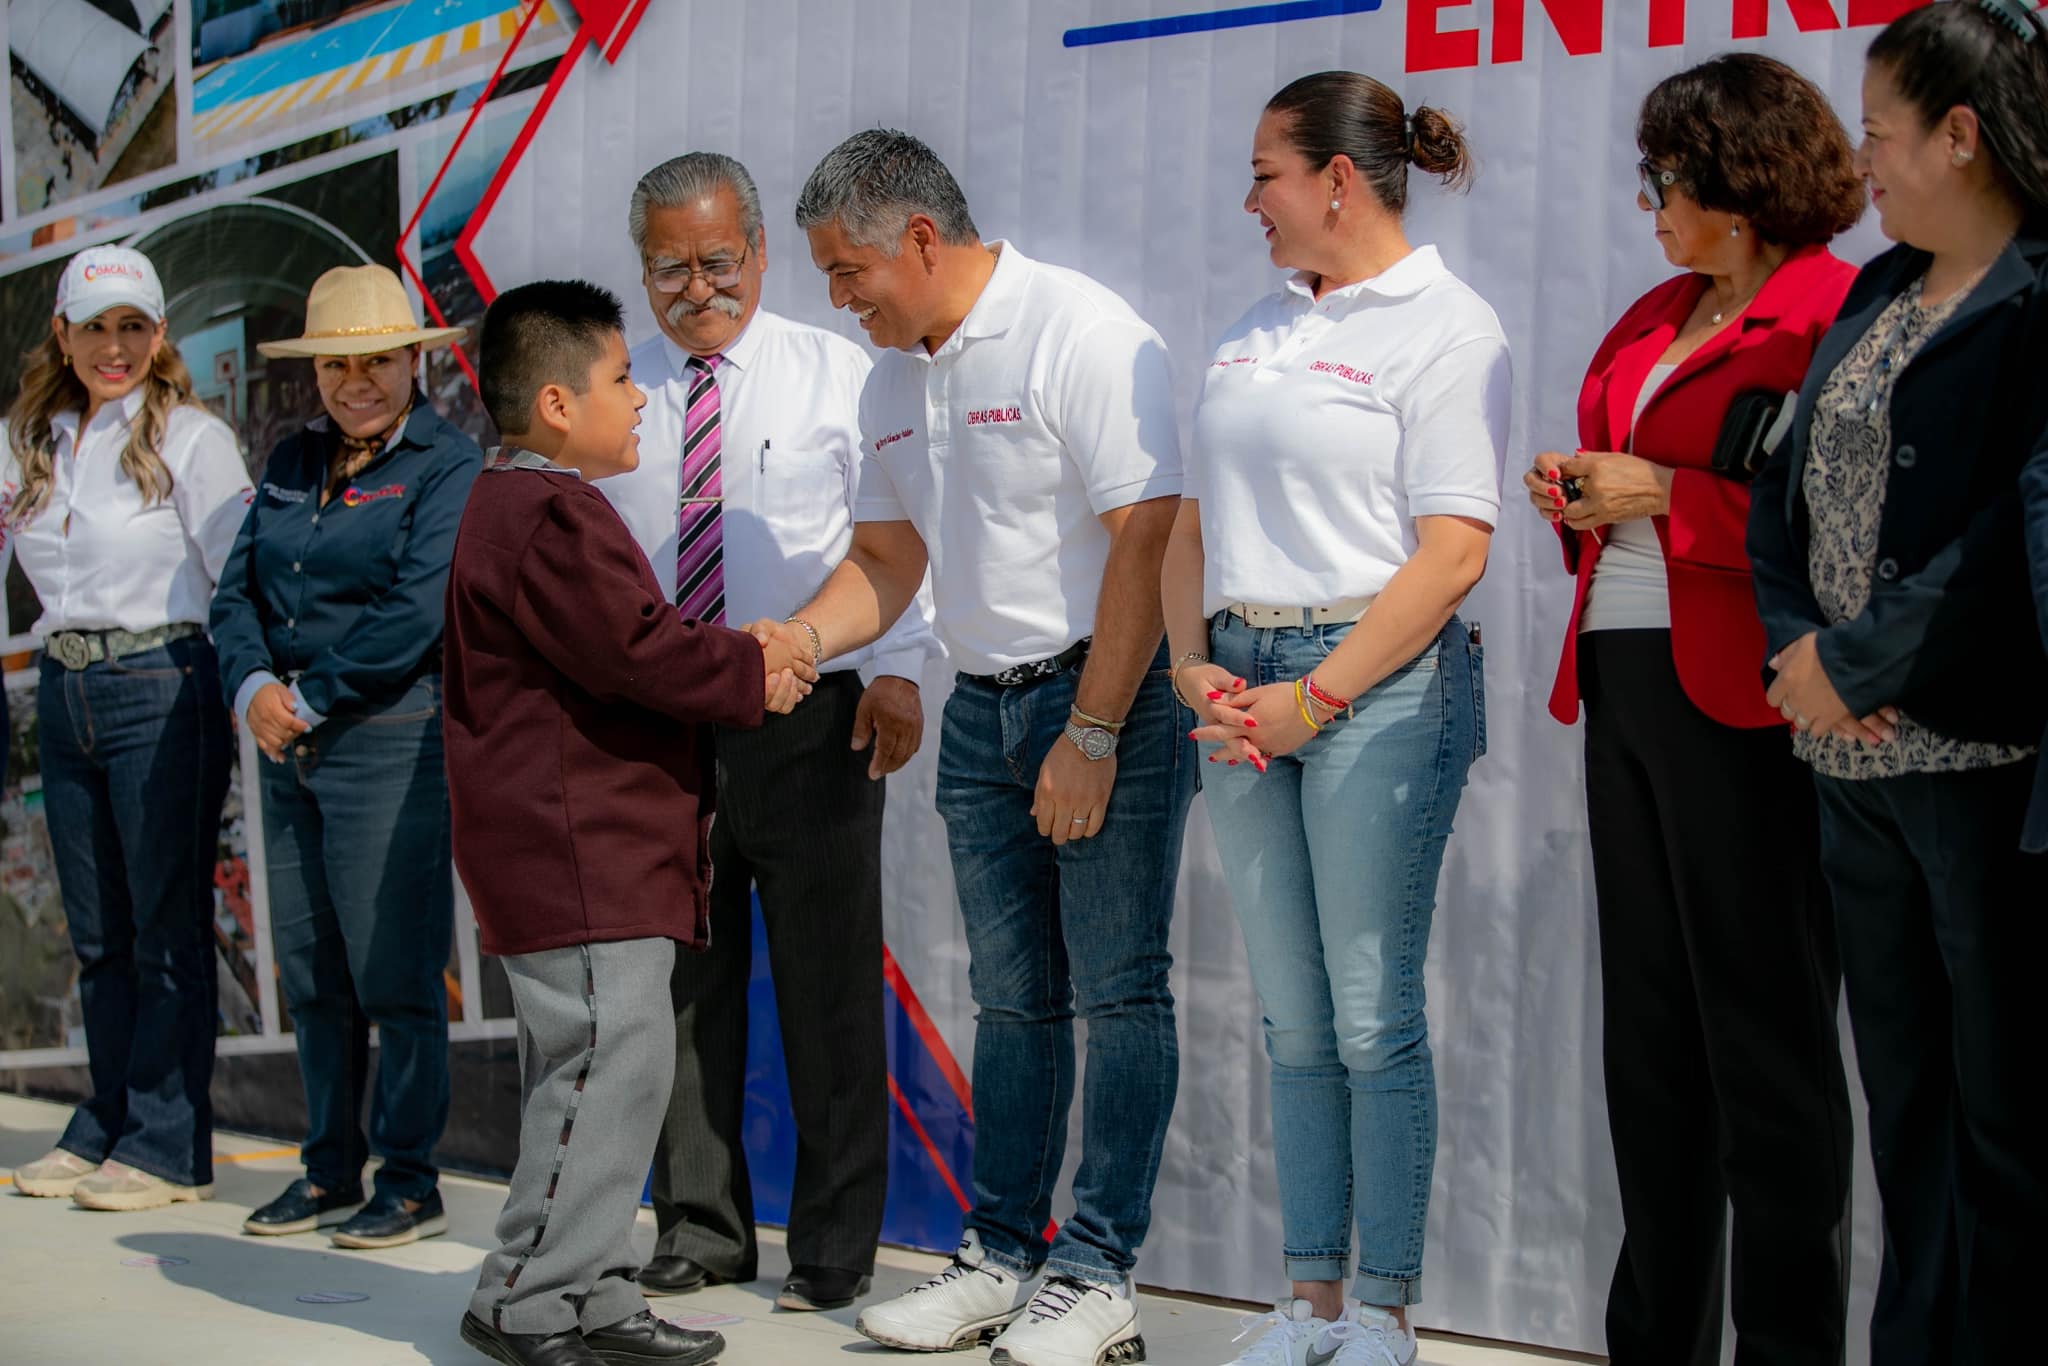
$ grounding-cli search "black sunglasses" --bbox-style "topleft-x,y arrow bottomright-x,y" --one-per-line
1637,158 -> 1680,211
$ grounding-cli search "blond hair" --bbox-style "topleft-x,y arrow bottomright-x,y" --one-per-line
5,330 -> 206,525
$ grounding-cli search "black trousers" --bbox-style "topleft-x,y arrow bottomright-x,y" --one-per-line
1581,631 -> 1852,1366
1814,759 -> 2047,1366
649,670 -> 889,1278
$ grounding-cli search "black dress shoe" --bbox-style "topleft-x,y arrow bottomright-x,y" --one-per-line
243,1178 -> 365,1236
332,1188 -> 448,1249
583,1309 -> 724,1365
636,1255 -> 749,1297
776,1265 -> 873,1311
459,1311 -> 602,1366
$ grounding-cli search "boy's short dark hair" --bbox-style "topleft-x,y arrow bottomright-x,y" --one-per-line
479,280 -> 626,435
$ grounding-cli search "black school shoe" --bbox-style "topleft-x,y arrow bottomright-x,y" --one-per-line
582,1310 -> 725,1365
459,1311 -> 602,1366
331,1188 -> 448,1249
243,1178 -> 366,1236
776,1265 -> 873,1311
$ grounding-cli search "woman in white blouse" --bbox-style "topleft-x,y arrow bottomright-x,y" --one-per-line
1,246 -> 250,1211
1163,73 -> 1508,1366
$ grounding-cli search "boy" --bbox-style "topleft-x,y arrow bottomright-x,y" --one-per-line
444,280 -> 813,1366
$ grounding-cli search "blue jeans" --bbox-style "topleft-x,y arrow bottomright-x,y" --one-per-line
1201,613 -> 1483,1307
934,647 -> 1196,1285
261,673 -> 452,1201
39,635 -> 231,1187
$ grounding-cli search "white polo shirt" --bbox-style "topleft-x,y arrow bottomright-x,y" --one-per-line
854,242 -> 1183,676
603,308 -> 939,683
1,390 -> 250,634
1190,246 -> 1511,616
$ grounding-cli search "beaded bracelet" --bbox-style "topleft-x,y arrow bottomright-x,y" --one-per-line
1304,674 -> 1352,716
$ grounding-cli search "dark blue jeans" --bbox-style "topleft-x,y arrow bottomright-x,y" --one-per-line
39,635 -> 230,1187
260,673 -> 452,1201
935,647 -> 1196,1285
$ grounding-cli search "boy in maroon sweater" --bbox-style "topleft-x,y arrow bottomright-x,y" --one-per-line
445,281 -> 814,1366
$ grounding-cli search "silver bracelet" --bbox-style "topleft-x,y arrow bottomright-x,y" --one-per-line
784,617 -> 824,665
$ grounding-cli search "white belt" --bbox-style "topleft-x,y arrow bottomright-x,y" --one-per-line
1227,596 -> 1375,628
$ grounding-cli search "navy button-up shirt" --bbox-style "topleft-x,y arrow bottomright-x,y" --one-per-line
210,397 -> 481,724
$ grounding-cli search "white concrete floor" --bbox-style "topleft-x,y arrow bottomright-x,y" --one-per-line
0,1094 -> 1593,1365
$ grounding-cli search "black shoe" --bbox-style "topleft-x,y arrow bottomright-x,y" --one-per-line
242,1178 -> 365,1237
776,1264 -> 872,1311
332,1188 -> 448,1249
583,1310 -> 724,1365
459,1311 -> 603,1366
636,1255 -> 750,1297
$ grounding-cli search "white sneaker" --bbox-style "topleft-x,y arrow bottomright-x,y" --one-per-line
1220,1298 -> 1332,1365
11,1148 -> 100,1198
1322,1304 -> 1418,1366
855,1229 -> 1040,1351
989,1274 -> 1145,1366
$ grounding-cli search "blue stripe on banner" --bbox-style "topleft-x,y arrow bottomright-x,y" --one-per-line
193,0 -> 526,113
1062,0 -> 1381,48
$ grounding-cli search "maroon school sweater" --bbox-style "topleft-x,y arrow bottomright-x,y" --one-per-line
443,467 -> 764,957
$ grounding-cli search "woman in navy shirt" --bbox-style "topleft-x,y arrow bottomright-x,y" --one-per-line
209,264 -> 479,1250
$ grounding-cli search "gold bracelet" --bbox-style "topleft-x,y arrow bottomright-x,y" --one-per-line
1070,706 -> 1125,732
784,617 -> 823,665
1170,651 -> 1211,708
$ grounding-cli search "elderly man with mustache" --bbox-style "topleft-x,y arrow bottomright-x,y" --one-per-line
596,152 -> 940,1315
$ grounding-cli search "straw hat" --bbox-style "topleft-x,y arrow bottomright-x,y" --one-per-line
257,264 -> 465,358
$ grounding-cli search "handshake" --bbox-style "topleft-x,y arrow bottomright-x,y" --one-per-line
745,617 -> 824,714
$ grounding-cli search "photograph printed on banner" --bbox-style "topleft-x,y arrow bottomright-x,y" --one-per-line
8,0 -> 178,215
190,0 -> 575,158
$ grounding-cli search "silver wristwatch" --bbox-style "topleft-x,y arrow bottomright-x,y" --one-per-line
1063,721 -> 1118,761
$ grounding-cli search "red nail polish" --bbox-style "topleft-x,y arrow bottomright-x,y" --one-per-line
1243,718 -> 1258,728
1187,730 -> 1199,740
1233,678 -> 1245,688
1206,690 -> 1223,700
1227,759 -> 1239,766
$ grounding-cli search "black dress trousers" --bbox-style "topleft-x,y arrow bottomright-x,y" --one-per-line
1581,629 -> 1853,1366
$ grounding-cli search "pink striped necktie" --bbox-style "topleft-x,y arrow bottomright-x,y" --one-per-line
675,353 -> 725,623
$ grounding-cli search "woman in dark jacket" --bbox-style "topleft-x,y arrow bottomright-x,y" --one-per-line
1746,6 -> 2048,1363
209,264 -> 479,1250
1523,55 -> 1863,1366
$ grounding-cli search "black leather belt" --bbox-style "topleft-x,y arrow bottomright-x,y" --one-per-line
977,637 -> 1091,688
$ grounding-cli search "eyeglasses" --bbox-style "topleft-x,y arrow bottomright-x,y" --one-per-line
1637,158 -> 1680,211
645,242 -> 751,294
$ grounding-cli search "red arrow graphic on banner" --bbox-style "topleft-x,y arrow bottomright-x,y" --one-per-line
450,0 -> 651,309
394,0 -> 651,393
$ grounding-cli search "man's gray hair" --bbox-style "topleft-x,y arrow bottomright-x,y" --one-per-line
628,152 -> 763,254
794,129 -> 979,255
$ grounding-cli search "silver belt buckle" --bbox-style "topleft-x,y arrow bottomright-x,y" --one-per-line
51,632 -> 93,671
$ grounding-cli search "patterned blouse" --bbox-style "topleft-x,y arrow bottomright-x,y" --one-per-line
1795,274 -> 2037,780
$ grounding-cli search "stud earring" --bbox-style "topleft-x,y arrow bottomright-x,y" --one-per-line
1952,149 -> 1974,167
1330,199 -> 1341,211
1730,224 -> 1741,237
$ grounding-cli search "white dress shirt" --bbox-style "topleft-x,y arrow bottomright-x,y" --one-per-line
853,242 -> 1183,676
602,309 -> 940,683
1190,246 -> 1511,616
1,389 -> 250,634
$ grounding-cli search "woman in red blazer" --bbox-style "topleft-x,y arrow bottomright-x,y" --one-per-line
1522,55 -> 1865,1366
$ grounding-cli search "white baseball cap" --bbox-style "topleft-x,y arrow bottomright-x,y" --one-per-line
54,245 -> 166,325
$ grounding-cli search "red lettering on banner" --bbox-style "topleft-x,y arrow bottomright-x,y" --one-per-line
1409,0 -> 1942,70
1732,0 -> 1840,39
1407,0 -> 1480,73
1492,0 -> 1603,65
965,406 -> 1024,425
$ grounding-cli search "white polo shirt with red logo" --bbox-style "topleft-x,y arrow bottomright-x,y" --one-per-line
1190,245 -> 1511,617
854,241 -> 1182,676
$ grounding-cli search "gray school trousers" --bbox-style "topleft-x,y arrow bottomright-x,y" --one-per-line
470,936 -> 676,1335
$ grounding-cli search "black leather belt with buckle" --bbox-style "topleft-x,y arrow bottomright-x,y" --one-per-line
981,637 -> 1091,688
46,622 -> 203,672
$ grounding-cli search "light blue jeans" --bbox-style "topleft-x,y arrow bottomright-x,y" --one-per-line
1200,612 -> 1483,1307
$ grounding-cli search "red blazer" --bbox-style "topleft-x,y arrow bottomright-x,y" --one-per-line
1548,244 -> 1856,730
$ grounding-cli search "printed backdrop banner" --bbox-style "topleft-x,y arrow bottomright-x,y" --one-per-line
0,0 -> 1975,1356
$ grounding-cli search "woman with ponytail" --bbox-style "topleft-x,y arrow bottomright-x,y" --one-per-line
1164,72 -> 1507,1366
2,245 -> 249,1210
